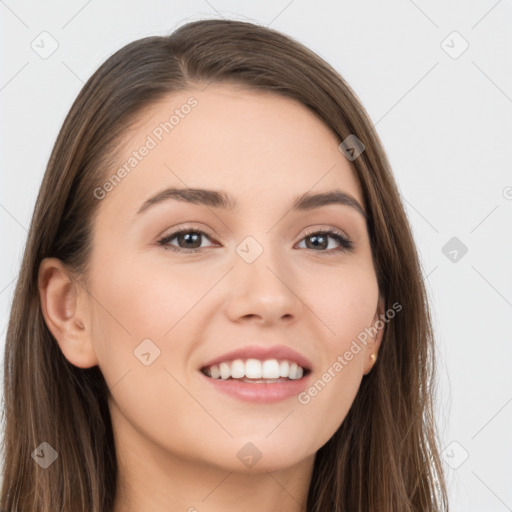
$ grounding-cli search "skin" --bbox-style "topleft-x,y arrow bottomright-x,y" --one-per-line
39,84 -> 384,512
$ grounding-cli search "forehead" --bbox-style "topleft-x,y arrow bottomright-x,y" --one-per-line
97,84 -> 363,219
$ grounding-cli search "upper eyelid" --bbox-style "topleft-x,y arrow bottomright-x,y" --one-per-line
159,226 -> 218,243
158,225 -> 351,245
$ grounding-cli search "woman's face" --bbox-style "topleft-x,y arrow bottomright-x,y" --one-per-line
85,84 -> 383,473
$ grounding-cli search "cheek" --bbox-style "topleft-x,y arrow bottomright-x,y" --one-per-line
294,273 -> 378,449
285,262 -> 378,412
89,253 -> 208,341
86,256 -> 216,450
298,264 -> 378,402
305,262 -> 379,344
87,251 -> 220,390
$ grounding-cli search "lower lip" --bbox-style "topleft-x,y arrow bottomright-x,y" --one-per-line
200,372 -> 311,404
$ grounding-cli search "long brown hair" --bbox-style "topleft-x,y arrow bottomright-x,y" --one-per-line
1,19 -> 449,511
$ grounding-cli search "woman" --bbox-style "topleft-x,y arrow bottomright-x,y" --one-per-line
1,19 -> 449,511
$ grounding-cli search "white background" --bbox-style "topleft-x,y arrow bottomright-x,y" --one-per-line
1,1 -> 511,510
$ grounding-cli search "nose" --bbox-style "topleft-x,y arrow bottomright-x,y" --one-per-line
224,245 -> 302,326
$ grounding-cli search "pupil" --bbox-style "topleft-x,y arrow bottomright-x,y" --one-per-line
307,234 -> 327,250
180,232 -> 201,248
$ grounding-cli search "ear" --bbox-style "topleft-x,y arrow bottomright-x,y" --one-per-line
38,257 -> 98,368
362,295 -> 386,375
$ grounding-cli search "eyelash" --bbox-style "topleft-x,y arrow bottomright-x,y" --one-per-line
156,226 -> 354,254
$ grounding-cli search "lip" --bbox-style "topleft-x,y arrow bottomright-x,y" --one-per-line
199,344 -> 313,404
200,371 -> 312,404
200,344 -> 313,372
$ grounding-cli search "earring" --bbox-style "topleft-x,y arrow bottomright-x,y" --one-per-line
370,353 -> 377,364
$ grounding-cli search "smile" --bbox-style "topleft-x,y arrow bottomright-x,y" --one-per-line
201,358 -> 308,381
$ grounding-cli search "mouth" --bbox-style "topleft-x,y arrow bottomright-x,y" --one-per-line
198,345 -> 313,402
200,358 -> 311,383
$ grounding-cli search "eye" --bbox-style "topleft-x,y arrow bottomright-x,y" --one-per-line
157,226 -> 354,254
296,228 -> 353,253
157,227 -> 216,252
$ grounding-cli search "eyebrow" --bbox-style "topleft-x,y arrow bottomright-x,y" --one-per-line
136,187 -> 367,218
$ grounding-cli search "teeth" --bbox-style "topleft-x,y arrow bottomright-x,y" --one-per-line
210,365 -> 221,379
203,358 -> 306,381
231,359 -> 245,379
289,362 -> 297,379
245,359 -> 262,379
219,362 -> 231,380
262,359 -> 280,379
289,362 -> 303,380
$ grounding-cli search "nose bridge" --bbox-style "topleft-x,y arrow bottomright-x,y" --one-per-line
226,233 -> 299,321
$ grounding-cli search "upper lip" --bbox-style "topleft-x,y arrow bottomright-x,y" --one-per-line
200,344 -> 313,372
